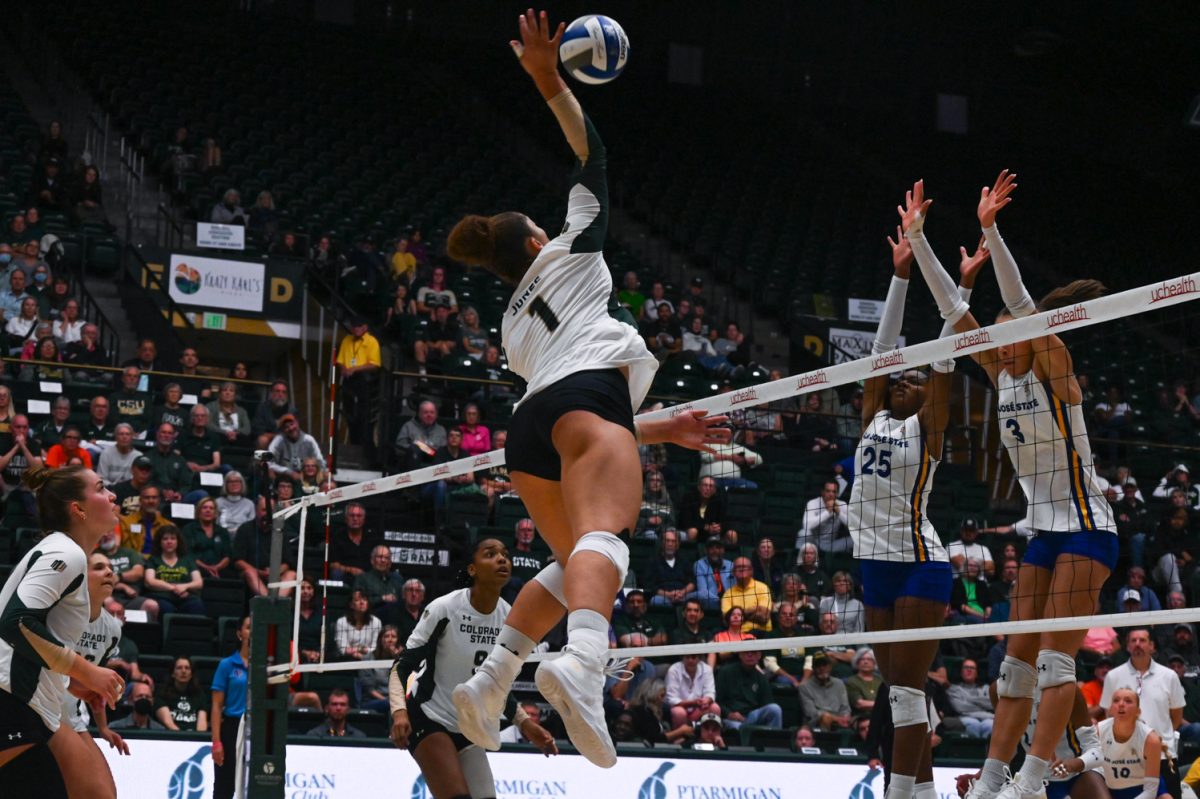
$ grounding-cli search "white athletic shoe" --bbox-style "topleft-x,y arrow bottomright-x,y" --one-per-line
963,779 -> 997,799
453,671 -> 507,751
994,773 -> 1046,799
535,647 -> 616,768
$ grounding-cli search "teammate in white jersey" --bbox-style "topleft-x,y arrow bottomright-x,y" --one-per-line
1055,689 -> 1168,799
851,224 -> 989,799
446,10 -> 728,768
902,174 -> 1116,799
389,539 -> 556,799
0,465 -> 123,798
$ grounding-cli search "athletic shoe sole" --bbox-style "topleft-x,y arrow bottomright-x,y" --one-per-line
535,657 -> 616,768
452,681 -> 501,751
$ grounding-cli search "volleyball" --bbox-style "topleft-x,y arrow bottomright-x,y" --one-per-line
558,15 -> 629,84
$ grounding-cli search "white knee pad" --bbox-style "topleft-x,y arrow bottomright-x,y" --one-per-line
1036,649 -> 1077,690
531,562 -> 567,608
889,685 -> 929,730
570,531 -> 630,586
996,655 -> 1037,699
457,744 -> 497,799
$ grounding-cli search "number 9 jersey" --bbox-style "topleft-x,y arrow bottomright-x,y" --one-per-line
849,410 -> 948,563
501,114 -> 657,412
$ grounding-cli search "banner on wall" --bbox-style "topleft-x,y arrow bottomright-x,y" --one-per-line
829,327 -> 906,364
168,254 -> 266,313
196,222 -> 246,250
103,738 -> 966,798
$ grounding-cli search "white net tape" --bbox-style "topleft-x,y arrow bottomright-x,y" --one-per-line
267,271 -> 1200,678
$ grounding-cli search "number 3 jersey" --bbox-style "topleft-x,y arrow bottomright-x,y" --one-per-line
501,114 -> 657,411
849,410 -> 947,563
393,588 -> 510,732
996,370 -> 1115,534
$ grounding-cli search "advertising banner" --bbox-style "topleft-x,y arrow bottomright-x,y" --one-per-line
196,222 -> 246,250
103,738 -> 966,798
829,327 -> 905,364
168,254 -> 266,313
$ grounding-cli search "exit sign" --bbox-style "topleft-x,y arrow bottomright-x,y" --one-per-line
202,312 -> 227,330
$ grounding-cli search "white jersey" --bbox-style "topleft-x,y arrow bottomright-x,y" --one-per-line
397,588 -> 510,732
62,610 -> 122,732
849,410 -> 947,562
1023,688 -> 1100,782
0,532 -> 90,730
501,117 -> 657,410
1097,717 -> 1153,790
997,370 -> 1115,534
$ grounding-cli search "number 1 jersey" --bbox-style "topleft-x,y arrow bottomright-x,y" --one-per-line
849,410 -> 947,563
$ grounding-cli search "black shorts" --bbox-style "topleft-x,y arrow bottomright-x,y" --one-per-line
506,368 -> 636,481
407,702 -> 473,753
1161,756 -> 1182,799
0,688 -> 54,752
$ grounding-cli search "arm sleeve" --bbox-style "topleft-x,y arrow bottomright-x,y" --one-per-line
906,219 -> 969,324
871,276 -> 910,355
390,604 -> 447,705
932,286 -> 973,373
981,224 -> 1036,318
0,547 -> 85,674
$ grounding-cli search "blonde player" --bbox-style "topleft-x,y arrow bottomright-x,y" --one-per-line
1055,688 -> 1169,799
0,466 -> 124,799
445,9 -> 727,768
851,223 -> 989,799
902,173 -> 1116,799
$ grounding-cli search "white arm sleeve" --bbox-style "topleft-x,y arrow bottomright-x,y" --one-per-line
931,286 -> 973,373
906,216 -> 969,324
871,276 -> 909,355
1135,777 -> 1159,799
982,224 -> 1036,318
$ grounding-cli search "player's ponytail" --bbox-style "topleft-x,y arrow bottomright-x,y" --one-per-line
22,464 -> 89,533
447,212 -> 535,285
1037,279 -> 1106,312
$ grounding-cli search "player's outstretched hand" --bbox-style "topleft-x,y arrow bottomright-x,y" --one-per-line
897,179 -> 933,236
511,9 -> 564,76
100,727 -> 131,756
959,235 -> 991,288
977,169 -> 1017,228
521,719 -> 560,756
390,710 -> 412,750
665,410 -> 732,454
887,224 -> 913,278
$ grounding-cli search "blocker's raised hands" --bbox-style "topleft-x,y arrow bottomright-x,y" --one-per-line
977,169 -> 1017,228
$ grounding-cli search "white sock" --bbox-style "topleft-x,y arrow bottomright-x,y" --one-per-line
566,609 -> 610,661
914,782 -> 936,799
1017,755 -> 1048,786
886,774 -> 916,799
480,627 -> 536,687
981,758 -> 1008,792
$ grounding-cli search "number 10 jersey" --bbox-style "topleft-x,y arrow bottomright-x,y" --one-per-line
850,410 -> 947,563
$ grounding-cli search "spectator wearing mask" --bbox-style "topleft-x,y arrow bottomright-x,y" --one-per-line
110,681 -> 167,731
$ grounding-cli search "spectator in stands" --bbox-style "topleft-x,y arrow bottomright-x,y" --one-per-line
384,284 -> 419,338
5,214 -> 27,247
1081,626 -> 1120,663
246,190 -> 278,243
762,603 -> 810,688
694,535 -> 735,611
1154,464 -> 1198,505
44,275 -> 71,320
945,659 -> 993,738
232,496 -> 297,597
95,530 -> 157,621
0,386 -> 12,435
394,400 -> 446,468
123,338 -> 161,381
44,425 -> 93,468
640,282 -> 671,321
329,502 -> 378,580
644,528 -> 695,608
413,303 -> 461,377
206,382 -> 252,445
29,157 -> 68,211
1151,507 -> 1198,594
1116,480 -> 1152,567
678,475 -> 735,544
1118,566 -> 1162,611
211,189 -> 246,225
146,422 -> 192,503
682,314 -> 728,373
751,537 -> 784,595
473,344 -> 516,403
498,702 -> 544,745
175,347 -> 212,399
698,439 -> 762,490
268,414 -> 326,481
799,480 -> 851,556
154,656 -> 209,732
216,470 -> 255,530
38,120 -> 67,163
180,404 -> 222,479
389,578 -> 426,642
818,570 -> 864,634
355,545 -> 403,614
636,471 -> 674,540
629,678 -> 695,745
1081,657 -> 1112,716
717,649 -> 782,731
415,266 -> 457,316
614,588 -> 668,648
0,269 -> 29,325
304,688 -> 366,738
112,455 -> 153,515
336,317 -> 382,449
669,599 -> 711,646
120,484 -> 171,554
794,543 -> 832,598
722,557 -> 773,633
110,681 -> 167,732
18,335 -> 68,384
640,302 -> 683,362
1167,623 -> 1200,670
64,323 -> 108,382
792,392 -> 839,452
799,651 -> 852,732
1167,654 -> 1200,746
775,574 -> 819,629
508,518 -> 543,584
694,714 -> 727,750
608,711 -> 638,744
357,626 -> 402,713
835,388 -> 865,453
83,394 -> 115,450
111,366 -> 151,431
946,518 -> 994,578
71,164 -> 105,224
616,271 -> 645,318
294,577 -> 324,664
97,422 -> 138,485
456,403 -> 491,456
335,589 -> 381,661
270,231 -> 303,258
389,237 -> 417,285
183,497 -> 232,580
708,606 -> 756,670
297,457 -> 326,496
50,298 -> 84,344
144,525 -> 206,614
456,306 -> 489,360
949,558 -> 992,624
845,648 -> 881,719
0,413 -> 41,497
5,295 -> 40,354
1091,385 -> 1132,464
253,380 -> 297,449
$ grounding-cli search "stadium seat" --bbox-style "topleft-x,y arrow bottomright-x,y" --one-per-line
162,614 -> 216,657
123,621 -> 162,655
202,579 -> 247,619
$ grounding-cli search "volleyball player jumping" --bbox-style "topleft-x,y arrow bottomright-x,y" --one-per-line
902,173 -> 1116,799
445,9 -> 728,767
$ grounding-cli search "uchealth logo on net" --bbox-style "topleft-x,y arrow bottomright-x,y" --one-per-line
953,329 -> 993,351
870,351 -> 905,371
1149,275 -> 1198,304
1043,304 -> 1089,329
795,371 -> 829,391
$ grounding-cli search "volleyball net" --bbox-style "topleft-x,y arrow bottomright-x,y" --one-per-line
265,270 -> 1200,679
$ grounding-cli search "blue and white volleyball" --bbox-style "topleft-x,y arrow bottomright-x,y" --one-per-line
558,15 -> 629,85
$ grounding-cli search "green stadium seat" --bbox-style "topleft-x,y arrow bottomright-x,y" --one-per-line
162,613 -> 216,657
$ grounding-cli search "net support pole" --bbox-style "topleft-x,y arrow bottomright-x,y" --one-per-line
246,593 -> 290,799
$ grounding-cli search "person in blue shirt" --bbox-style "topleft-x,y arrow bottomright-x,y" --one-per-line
693,536 -> 735,611
211,615 -> 250,799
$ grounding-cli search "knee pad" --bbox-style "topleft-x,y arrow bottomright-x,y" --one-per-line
531,562 -> 567,608
458,745 -> 496,799
996,655 -> 1037,699
570,531 -> 630,586
1036,649 -> 1077,690
889,685 -> 929,730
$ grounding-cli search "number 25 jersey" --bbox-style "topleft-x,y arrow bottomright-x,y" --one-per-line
501,115 -> 657,411
849,410 -> 947,563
